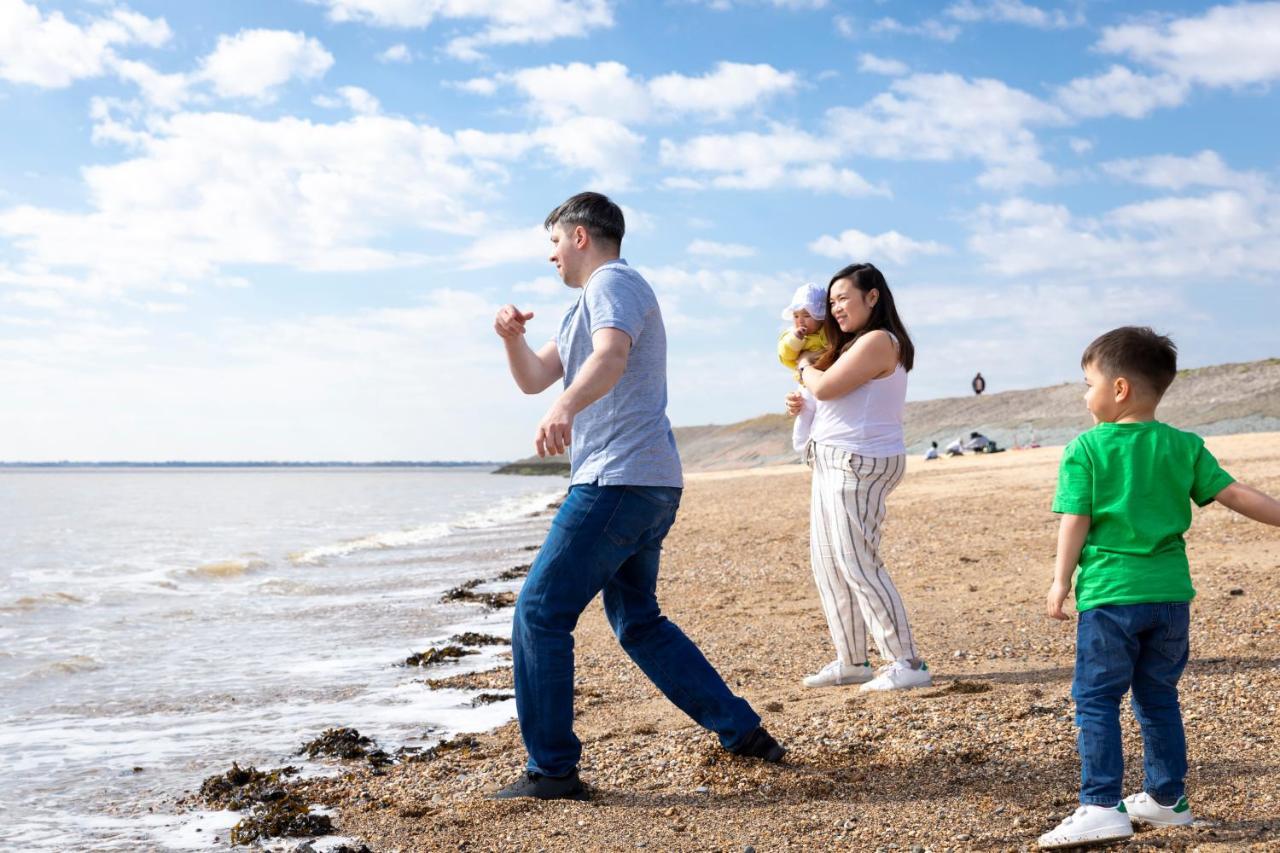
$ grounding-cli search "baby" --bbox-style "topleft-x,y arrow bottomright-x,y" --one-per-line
777,282 -> 828,382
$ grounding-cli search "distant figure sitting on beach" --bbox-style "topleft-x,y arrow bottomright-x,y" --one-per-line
1038,326 -> 1280,849
972,372 -> 986,395
924,441 -> 939,461
778,282 -> 829,382
963,431 -> 993,452
491,192 -> 785,802
785,263 -> 931,693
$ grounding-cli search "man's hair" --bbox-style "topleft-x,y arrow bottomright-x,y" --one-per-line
544,192 -> 625,249
1081,326 -> 1178,398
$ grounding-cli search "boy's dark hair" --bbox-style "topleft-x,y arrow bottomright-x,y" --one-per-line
1081,326 -> 1178,398
544,192 -> 624,250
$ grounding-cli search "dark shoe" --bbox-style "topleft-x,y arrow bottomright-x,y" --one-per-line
489,769 -> 589,801
729,726 -> 787,763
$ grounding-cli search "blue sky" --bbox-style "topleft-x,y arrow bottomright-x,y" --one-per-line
1,0 -> 1277,461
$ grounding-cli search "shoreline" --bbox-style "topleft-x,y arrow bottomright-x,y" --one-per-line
287,432 -> 1280,851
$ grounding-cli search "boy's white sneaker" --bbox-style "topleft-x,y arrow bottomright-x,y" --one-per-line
1038,804 -> 1134,849
859,660 -> 932,692
803,659 -> 874,688
1122,792 -> 1193,826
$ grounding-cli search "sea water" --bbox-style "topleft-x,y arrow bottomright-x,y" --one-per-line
0,466 -> 565,851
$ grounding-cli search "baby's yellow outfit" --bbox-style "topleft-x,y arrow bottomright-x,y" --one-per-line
778,327 -> 829,381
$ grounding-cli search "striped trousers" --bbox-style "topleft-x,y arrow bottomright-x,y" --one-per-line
808,442 -> 918,665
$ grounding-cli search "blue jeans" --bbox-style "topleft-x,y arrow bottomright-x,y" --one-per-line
512,483 -> 761,777
1073,603 -> 1190,806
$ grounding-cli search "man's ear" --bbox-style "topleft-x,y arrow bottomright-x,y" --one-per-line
573,224 -> 590,249
1114,376 -> 1131,402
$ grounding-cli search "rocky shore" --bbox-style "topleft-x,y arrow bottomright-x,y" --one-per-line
280,434 -> 1276,850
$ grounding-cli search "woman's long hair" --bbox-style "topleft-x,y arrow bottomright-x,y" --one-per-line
814,263 -> 915,372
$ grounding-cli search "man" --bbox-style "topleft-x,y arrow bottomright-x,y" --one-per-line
490,192 -> 784,801
972,372 -> 986,395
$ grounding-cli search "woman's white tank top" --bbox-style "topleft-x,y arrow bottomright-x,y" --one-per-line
810,334 -> 907,458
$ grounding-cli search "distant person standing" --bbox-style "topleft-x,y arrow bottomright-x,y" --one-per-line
972,372 -> 986,395
491,192 -> 784,802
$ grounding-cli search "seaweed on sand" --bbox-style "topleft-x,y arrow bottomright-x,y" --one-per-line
400,733 -> 483,763
230,794 -> 332,845
402,645 -> 476,667
449,632 -> 510,647
440,583 -> 516,609
198,762 -> 299,811
471,692 -> 514,706
496,563 -> 531,580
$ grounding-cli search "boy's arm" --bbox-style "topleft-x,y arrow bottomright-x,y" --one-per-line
1047,513 -> 1091,620
1214,481 -> 1280,526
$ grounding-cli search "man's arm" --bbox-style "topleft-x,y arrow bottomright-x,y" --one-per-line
1046,513 -> 1090,620
535,327 -> 630,458
1214,481 -> 1280,526
494,304 -> 563,394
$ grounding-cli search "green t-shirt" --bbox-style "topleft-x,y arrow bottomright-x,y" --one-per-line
1052,421 -> 1235,611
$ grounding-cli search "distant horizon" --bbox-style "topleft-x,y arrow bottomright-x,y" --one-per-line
4,354 -> 1274,465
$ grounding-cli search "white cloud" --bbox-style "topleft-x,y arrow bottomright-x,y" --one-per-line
377,43 -> 413,63
827,73 -> 1066,189
858,53 -> 909,76
649,62 -> 798,120
532,117 -> 645,190
870,17 -> 962,42
339,85 -> 381,114
1101,150 -> 1261,192
1055,65 -> 1188,119
456,225 -> 548,270
1068,137 -> 1094,155
468,60 -> 798,124
687,239 -> 757,259
660,126 -> 886,196
1097,2 -> 1280,88
199,29 -> 334,102
311,0 -> 614,60
0,109 -> 504,302
966,190 -> 1280,280
809,228 -> 949,264
944,0 -> 1083,29
0,0 -> 171,88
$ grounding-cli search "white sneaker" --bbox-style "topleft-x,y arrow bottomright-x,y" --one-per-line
858,660 -> 932,692
802,659 -> 874,688
1122,792 -> 1193,826
1038,804 -> 1134,849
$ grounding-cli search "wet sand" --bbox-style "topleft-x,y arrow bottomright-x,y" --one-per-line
304,432 -> 1280,851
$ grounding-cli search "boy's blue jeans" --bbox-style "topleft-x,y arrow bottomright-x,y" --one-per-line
512,483 -> 761,778
1073,603 -> 1190,807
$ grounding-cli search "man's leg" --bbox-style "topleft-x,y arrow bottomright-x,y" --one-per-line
599,487 -> 762,751
512,484 -> 632,778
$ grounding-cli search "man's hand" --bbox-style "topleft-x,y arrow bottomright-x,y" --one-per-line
495,304 -> 534,340
785,390 -> 804,416
535,401 -> 573,458
1046,581 -> 1071,621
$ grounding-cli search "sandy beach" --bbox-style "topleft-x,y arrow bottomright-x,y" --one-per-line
302,433 -> 1280,851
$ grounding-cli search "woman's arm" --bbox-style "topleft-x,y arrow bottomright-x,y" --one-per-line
800,330 -> 899,402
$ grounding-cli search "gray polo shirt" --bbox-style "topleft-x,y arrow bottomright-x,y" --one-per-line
554,259 -> 683,488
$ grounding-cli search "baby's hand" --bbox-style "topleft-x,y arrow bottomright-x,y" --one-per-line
791,327 -> 807,341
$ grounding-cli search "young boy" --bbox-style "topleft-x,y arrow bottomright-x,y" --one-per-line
1038,326 -> 1280,849
778,282 -> 828,381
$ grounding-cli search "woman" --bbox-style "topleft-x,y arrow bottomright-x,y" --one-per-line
786,263 -> 930,692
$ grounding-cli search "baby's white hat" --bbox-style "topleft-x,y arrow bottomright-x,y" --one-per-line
780,282 -> 827,321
